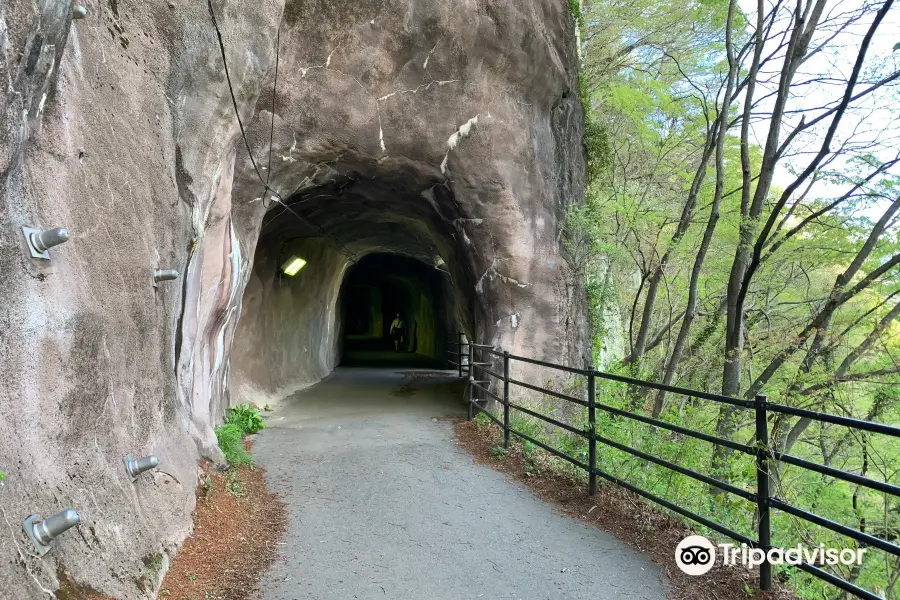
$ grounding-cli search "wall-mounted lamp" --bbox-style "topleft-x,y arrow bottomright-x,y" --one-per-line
124,454 -> 159,480
151,255 -> 180,288
281,256 -> 307,277
23,509 -> 80,556
22,227 -> 69,260
152,269 -> 179,287
72,5 -> 88,19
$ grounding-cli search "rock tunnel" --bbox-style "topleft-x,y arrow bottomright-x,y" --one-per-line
230,182 -> 462,406
0,0 -> 588,596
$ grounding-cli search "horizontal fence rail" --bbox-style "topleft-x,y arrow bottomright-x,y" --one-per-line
449,334 -> 900,600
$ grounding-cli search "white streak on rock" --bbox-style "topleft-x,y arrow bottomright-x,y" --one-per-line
300,46 -> 340,77
441,115 -> 479,174
423,43 -> 438,69
378,79 -> 459,102
448,115 -> 478,150
475,258 -> 530,293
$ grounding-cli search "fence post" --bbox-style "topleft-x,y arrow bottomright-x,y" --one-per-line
588,367 -> 597,496
755,393 -> 772,591
458,332 -> 463,379
467,342 -> 475,421
503,351 -> 511,448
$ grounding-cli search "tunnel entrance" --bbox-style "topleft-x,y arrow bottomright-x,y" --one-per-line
339,253 -> 452,367
226,164 -> 478,408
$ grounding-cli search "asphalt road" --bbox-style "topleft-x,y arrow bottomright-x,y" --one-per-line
253,367 -> 669,600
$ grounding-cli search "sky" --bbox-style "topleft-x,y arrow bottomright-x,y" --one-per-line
737,0 -> 900,220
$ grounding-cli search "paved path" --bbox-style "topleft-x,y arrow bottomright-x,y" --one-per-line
254,368 -> 669,600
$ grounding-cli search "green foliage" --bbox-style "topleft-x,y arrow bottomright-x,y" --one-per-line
583,118 -> 611,184
490,444 -> 509,460
560,1 -> 900,593
224,403 -> 265,435
225,469 -> 245,498
214,423 -> 253,467
567,0 -> 584,31
473,411 -> 493,430
201,474 -> 213,500
0,471 -> 5,483
142,553 -> 164,577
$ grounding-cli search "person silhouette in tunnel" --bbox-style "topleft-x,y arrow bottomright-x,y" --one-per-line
390,313 -> 406,351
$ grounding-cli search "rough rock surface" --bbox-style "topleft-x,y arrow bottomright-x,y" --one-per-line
0,0 -> 585,597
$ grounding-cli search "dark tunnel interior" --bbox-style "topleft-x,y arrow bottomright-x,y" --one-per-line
339,253 -> 453,367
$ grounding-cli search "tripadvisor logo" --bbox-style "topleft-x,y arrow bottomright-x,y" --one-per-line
675,535 -> 867,576
676,536 -> 717,575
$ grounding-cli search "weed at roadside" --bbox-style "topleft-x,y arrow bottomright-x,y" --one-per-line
224,403 -> 265,434
214,424 -> 253,466
225,469 -> 245,498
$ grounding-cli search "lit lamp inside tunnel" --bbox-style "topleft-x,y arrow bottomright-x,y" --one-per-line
281,256 -> 307,277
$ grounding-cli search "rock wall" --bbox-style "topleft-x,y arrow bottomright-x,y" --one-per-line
229,237 -> 349,410
0,0 -> 585,597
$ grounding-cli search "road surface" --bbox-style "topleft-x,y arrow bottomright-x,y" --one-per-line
253,367 -> 669,600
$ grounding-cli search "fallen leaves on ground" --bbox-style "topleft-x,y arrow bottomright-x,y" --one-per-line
160,442 -> 286,600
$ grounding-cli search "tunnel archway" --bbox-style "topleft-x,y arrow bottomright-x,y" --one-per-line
226,168 -> 471,407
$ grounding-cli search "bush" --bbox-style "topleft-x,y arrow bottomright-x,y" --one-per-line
224,403 -> 265,434
473,411 -> 492,429
214,423 -> 253,467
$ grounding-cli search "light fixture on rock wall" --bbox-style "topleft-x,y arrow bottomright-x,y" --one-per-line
23,509 -> 80,556
124,454 -> 159,480
151,254 -> 180,287
72,5 -> 88,19
281,256 -> 307,277
152,269 -> 179,286
22,226 -> 70,260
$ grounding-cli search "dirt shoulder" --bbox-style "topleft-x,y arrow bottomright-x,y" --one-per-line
453,418 -> 798,600
160,442 -> 286,600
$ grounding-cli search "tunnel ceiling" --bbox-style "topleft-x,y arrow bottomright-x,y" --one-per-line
256,167 -> 459,266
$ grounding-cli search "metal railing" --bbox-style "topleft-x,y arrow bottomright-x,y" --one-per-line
445,332 -> 470,379
447,335 -> 900,600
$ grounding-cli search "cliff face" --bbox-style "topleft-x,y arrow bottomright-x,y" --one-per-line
0,0 -> 585,597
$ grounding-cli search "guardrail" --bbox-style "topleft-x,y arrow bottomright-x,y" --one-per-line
445,332 -> 470,379
449,335 -> 900,600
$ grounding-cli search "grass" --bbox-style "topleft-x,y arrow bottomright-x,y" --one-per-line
214,424 -> 253,467
214,403 -> 265,467
142,553 -> 164,577
225,469 -> 245,498
490,444 -> 509,459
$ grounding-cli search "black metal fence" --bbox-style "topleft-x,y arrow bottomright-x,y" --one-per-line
446,334 -> 900,600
